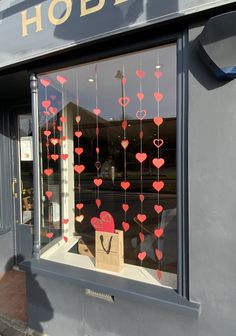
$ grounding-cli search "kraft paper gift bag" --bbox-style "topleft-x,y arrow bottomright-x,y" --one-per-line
95,230 -> 124,272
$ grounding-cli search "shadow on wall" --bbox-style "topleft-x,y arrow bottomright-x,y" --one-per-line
0,256 -> 54,334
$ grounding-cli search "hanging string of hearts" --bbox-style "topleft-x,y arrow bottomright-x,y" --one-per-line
135,67 -> 148,264
153,61 -> 165,280
93,64 -> 102,209
56,74 -> 69,243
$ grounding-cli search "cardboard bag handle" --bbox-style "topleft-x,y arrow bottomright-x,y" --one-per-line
100,235 -> 113,254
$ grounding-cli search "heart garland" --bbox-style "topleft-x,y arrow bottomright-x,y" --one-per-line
94,64 -> 101,208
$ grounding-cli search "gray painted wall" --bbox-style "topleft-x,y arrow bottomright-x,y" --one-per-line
25,22 -> 236,336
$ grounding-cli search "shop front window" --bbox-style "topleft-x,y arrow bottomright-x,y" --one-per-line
38,43 -> 177,288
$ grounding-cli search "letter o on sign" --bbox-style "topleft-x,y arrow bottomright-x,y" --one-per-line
48,0 -> 72,25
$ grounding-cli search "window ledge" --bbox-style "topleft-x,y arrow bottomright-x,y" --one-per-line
20,259 -> 200,317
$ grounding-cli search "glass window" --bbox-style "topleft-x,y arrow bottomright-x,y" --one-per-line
38,44 -> 177,288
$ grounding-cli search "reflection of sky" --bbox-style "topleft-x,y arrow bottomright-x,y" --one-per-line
38,44 -> 176,122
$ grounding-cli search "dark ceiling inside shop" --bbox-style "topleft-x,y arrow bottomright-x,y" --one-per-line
0,71 -> 30,104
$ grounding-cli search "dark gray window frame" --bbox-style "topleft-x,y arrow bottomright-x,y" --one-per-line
21,30 -> 200,315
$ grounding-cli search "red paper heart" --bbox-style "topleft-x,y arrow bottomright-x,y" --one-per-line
56,75 -> 68,85
45,191 -> 53,199
63,219 -> 69,224
154,70 -> 163,79
51,154 -> 59,161
153,117 -> 163,127
93,108 -> 101,116
154,92 -> 164,102
94,178 -> 103,187
49,107 -> 58,115
118,97 -> 130,107
153,181 -> 164,192
95,161 -> 101,170
91,211 -> 115,233
76,203 -> 84,210
155,249 -> 163,261
40,79 -> 51,87
122,203 -> 129,212
74,165 -> 85,174
96,147 -> 100,154
61,154 -> 68,160
44,130 -> 51,137
60,117 -> 67,123
61,136 -> 66,141
139,131 -> 143,139
139,232 -> 145,242
136,69 -> 145,78
122,120 -> 128,129
96,199 -> 101,208
75,131 -> 82,138
153,139 -> 164,148
136,109 -> 146,120
46,232 -> 54,239
121,181 -> 130,190
50,138 -> 59,146
44,168 -> 53,176
135,153 -> 147,163
138,251 -> 146,261
121,77 -> 127,86
152,158 -> 165,169
154,228 -> 164,238
154,205 -> 164,214
122,222 -> 130,232
139,194 -> 144,202
75,147 -> 83,155
76,115 -> 81,123
64,236 -> 68,243
121,139 -> 129,149
137,92 -> 144,101
42,100 -> 51,109
57,126 -> 62,132
96,127 -> 99,136
137,214 -> 147,223
157,269 -> 162,280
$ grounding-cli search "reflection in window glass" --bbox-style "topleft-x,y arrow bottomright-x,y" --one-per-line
38,44 -> 177,287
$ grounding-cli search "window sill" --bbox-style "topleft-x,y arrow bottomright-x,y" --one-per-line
20,256 -> 200,317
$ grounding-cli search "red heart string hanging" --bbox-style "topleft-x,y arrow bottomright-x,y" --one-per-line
138,251 -> 146,261
75,147 -> 84,155
154,228 -> 164,238
152,158 -> 165,169
122,222 -> 130,232
42,100 -> 51,109
76,203 -> 84,210
40,79 -> 51,87
152,181 -> 164,192
74,165 -> 85,174
56,75 -> 68,85
135,152 -> 147,163
154,205 -> 164,214
118,97 -> 130,107
154,117 -> 163,127
121,181 -> 130,190
139,232 -> 145,242
155,249 -> 163,261
44,168 -> 53,176
136,70 -> 145,78
45,191 -> 53,199
153,138 -> 164,148
154,92 -> 164,102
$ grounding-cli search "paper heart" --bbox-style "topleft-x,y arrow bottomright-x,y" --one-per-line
139,232 -> 145,242
154,92 -> 164,102
93,108 -> 101,116
154,205 -> 164,214
42,100 -> 51,109
60,117 -> 67,123
45,191 -> 53,199
121,181 -> 130,190
76,115 -> 81,123
137,214 -> 147,223
139,131 -> 143,139
44,130 -> 51,137
57,126 -> 62,132
96,127 -> 99,136
75,131 -> 82,138
45,143 -> 50,148
50,95 -> 56,100
50,138 -> 59,146
137,92 -> 144,101
136,69 -> 145,78
136,109 -> 146,120
139,194 -> 144,202
122,222 -> 130,232
43,111 -> 50,116
44,168 -> 53,176
51,154 -> 59,161
118,97 -> 130,107
96,199 -> 101,208
122,203 -> 129,212
154,70 -> 163,79
135,153 -> 147,163
121,77 -> 127,86
75,147 -> 83,155
95,161 -> 101,170
94,178 -> 103,187
96,147 -> 100,154
121,139 -> 129,149
46,232 -> 54,239
153,181 -> 164,192
76,203 -> 84,210
61,136 -> 66,141
74,165 -> 85,174
49,107 -> 58,115
76,215 -> 84,223
138,251 -> 146,261
152,158 -> 165,169
155,249 -> 163,261
91,211 -> 115,233
56,75 -> 68,85
154,228 -> 164,238
63,219 -> 69,224
61,154 -> 68,160
153,139 -> 164,148
153,117 -> 163,127
157,269 -> 162,280
40,78 -> 51,87
64,236 -> 68,243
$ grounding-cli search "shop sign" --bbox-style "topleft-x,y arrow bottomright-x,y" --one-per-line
0,0 -> 234,69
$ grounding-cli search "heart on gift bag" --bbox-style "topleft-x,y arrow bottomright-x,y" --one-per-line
91,211 -> 115,233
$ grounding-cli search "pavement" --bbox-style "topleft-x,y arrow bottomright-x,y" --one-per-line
0,313 -> 42,336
